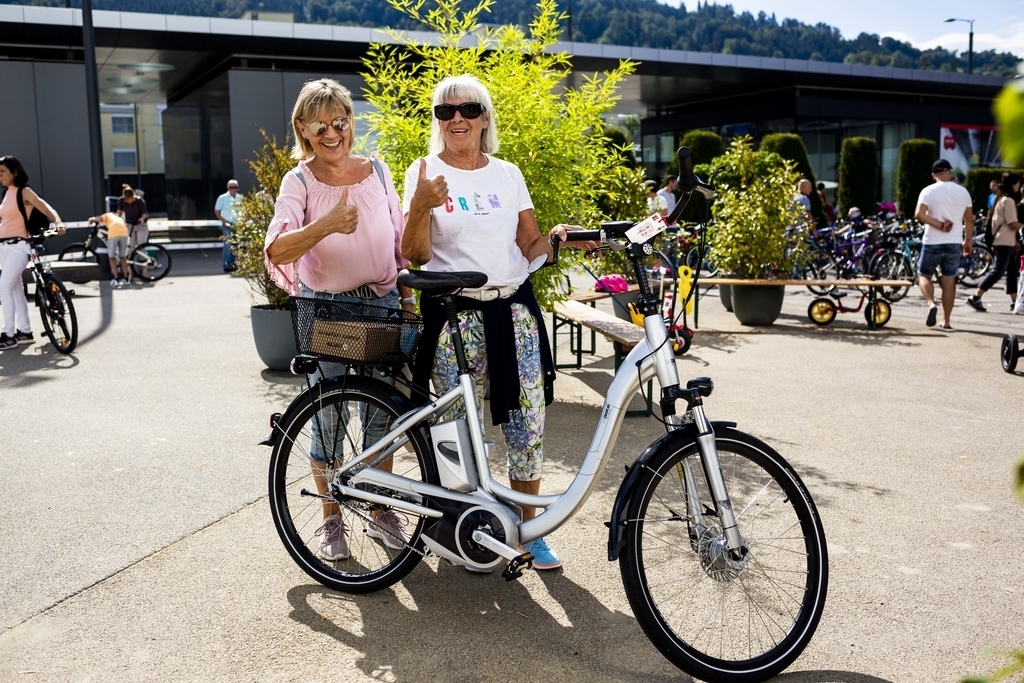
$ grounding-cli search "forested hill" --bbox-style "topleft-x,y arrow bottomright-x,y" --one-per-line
15,0 -> 1021,77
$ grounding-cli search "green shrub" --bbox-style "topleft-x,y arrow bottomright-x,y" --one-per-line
837,137 -> 878,216
681,130 -> 725,167
230,129 -> 294,309
896,138 -> 937,218
361,0 -> 645,307
706,136 -> 803,279
760,132 -> 825,226
964,167 -> 1024,211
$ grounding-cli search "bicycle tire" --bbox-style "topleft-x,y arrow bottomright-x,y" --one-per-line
873,251 -> 913,302
864,299 -> 891,327
130,243 -> 172,282
620,428 -> 828,683
57,243 -> 96,284
269,375 -> 438,594
807,298 -> 836,325
36,276 -> 78,354
967,245 -> 992,281
806,251 -> 838,295
1002,334 -> 1019,373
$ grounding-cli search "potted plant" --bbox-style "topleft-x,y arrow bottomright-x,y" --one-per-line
704,136 -> 804,325
231,130 -> 297,371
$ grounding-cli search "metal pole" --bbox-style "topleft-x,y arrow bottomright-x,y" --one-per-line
134,102 -> 142,190
81,0 -> 106,213
967,30 -> 973,74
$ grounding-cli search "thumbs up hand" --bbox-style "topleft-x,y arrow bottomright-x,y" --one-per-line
409,158 -> 447,213
324,188 -> 359,235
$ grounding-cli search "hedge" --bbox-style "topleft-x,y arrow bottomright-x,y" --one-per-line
964,167 -> 1024,210
760,132 -> 826,226
837,137 -> 878,216
896,138 -> 937,218
681,130 -> 725,167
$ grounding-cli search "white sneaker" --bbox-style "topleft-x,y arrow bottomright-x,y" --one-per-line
110,278 -> 119,288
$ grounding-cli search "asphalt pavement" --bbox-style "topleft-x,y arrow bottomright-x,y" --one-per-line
1,251 -> 1022,682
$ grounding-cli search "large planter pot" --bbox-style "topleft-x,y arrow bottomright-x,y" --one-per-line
719,284 -> 733,312
731,284 -> 785,326
251,304 -> 297,371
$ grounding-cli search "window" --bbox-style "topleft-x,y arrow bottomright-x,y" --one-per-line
111,115 -> 134,135
113,148 -> 137,170
155,104 -> 167,126
158,139 -> 164,162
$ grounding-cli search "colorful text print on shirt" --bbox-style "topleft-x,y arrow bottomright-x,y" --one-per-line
444,193 -> 512,213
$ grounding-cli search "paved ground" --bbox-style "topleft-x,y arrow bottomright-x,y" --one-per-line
1,251 -> 1022,682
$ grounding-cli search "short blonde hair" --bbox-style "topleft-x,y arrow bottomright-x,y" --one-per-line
429,75 -> 498,156
291,78 -> 355,160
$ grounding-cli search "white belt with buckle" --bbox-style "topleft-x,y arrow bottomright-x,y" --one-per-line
459,285 -> 518,301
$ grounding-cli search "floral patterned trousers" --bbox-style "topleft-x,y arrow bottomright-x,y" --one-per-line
433,304 -> 545,482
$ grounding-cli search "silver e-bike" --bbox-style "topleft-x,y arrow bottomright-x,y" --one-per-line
265,148 -> 828,683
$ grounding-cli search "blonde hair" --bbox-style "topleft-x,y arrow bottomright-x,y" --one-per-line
121,184 -> 135,199
429,75 -> 498,156
290,78 -> 355,160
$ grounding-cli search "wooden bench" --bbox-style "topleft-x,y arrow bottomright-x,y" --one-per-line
551,299 -> 653,416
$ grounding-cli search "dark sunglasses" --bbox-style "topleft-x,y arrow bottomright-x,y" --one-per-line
433,102 -> 485,121
302,116 -> 351,136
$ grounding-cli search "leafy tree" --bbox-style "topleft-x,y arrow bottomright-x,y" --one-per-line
994,75 -> 1024,167
706,136 -> 803,279
360,0 -> 646,308
230,129 -> 294,309
837,136 -> 877,216
896,138 -> 936,218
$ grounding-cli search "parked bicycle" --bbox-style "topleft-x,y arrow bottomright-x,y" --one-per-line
1,229 -> 78,353
58,221 -> 171,282
263,148 -> 828,683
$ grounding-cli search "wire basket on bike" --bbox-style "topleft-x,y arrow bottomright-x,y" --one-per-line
291,296 -> 422,366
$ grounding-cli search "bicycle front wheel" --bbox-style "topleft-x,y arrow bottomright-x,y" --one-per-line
269,376 -> 437,594
36,277 -> 78,354
620,428 -> 828,683
130,243 -> 172,281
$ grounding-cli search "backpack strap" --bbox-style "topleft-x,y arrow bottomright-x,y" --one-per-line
293,166 -> 306,187
15,186 -> 29,226
294,159 -> 390,216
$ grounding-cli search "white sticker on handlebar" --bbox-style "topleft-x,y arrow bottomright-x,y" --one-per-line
626,214 -> 667,244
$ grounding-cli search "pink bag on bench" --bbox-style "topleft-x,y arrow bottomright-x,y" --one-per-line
595,274 -> 629,294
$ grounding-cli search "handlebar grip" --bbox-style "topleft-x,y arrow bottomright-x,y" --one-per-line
676,146 -> 697,194
566,229 -> 603,242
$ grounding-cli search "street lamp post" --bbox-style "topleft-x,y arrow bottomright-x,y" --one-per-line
944,17 -> 975,75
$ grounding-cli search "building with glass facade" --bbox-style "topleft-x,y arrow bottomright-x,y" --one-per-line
0,5 -> 1007,221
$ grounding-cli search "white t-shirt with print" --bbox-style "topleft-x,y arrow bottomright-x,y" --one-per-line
403,155 -> 535,288
916,180 -> 973,245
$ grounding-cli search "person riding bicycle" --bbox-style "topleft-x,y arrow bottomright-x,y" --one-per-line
117,185 -> 149,281
0,155 -> 65,349
402,74 -> 595,570
89,211 -> 132,288
264,77 -> 415,562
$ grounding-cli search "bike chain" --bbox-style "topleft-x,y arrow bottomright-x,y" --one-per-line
334,496 -> 432,560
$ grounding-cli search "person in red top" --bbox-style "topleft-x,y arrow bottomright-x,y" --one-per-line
0,155 -> 65,349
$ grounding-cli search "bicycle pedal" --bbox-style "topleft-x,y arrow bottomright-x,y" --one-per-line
502,552 -> 534,582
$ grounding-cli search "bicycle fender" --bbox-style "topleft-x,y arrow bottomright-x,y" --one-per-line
607,421 -> 736,561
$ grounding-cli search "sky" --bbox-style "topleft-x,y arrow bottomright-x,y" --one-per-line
662,0 -> 1024,59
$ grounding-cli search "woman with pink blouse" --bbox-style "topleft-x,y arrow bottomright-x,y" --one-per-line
265,78 -> 413,563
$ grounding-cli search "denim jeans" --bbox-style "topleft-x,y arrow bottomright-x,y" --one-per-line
221,224 -> 236,271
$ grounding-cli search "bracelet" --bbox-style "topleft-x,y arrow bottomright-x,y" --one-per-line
400,296 -> 416,305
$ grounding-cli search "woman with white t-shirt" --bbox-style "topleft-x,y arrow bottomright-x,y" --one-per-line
402,74 -> 595,571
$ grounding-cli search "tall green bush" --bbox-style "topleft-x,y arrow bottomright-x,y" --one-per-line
964,167 -> 1024,211
681,130 -> 725,167
837,137 -> 878,216
360,0 -> 646,308
896,138 -> 937,218
760,132 -> 825,226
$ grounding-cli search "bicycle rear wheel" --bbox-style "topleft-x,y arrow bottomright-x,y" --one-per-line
57,243 -> 96,284
873,251 -> 913,302
130,243 -> 172,281
36,276 -> 78,354
620,428 -> 828,683
806,251 -> 837,295
269,375 -> 437,594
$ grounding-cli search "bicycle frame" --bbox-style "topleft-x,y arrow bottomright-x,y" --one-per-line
329,253 -> 744,559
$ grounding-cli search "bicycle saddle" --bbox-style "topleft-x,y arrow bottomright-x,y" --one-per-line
398,269 -> 488,297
